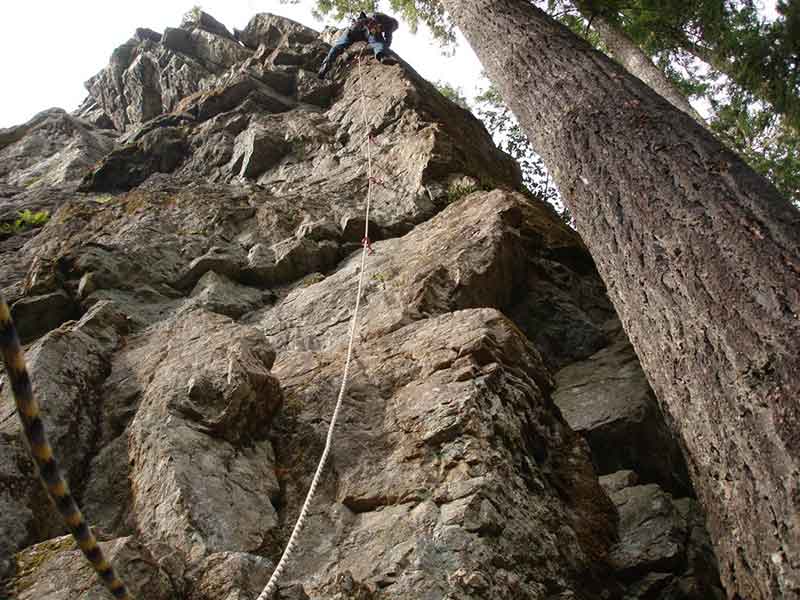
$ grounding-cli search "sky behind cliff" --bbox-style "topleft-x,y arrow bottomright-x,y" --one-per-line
0,0 -> 780,128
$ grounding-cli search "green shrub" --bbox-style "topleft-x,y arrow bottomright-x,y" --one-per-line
0,210 -> 50,237
446,183 -> 480,204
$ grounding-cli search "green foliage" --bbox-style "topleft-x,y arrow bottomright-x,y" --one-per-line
434,81 -> 470,110
709,92 -> 800,202
446,182 -> 481,204
474,85 -> 565,215
0,210 -> 50,237
388,0 -> 456,46
570,0 -> 799,132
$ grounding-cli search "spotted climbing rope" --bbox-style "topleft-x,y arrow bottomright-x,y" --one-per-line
0,295 -> 132,599
256,53 -> 377,600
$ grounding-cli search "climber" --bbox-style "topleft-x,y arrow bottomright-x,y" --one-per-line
318,11 -> 400,79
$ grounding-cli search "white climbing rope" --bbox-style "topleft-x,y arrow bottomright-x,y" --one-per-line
257,53 -> 376,600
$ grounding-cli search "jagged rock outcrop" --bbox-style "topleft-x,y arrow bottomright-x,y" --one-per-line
0,10 -> 725,600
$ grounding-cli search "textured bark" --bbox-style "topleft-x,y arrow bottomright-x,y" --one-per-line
439,1 -> 800,599
582,12 -> 706,125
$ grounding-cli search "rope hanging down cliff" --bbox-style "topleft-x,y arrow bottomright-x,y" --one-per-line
257,52 -> 377,600
0,296 -> 133,600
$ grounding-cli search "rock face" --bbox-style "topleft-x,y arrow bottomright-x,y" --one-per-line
0,10 -> 726,600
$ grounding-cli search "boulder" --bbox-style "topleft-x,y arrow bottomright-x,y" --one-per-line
268,308 -> 617,597
601,473 -> 726,599
0,108 -> 115,188
163,26 -> 195,55
190,552 -> 273,600
609,484 -> 685,577
174,245 -> 248,290
182,9 -> 236,41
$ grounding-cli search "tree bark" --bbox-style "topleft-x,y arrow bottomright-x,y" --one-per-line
583,12 -> 706,125
439,1 -> 800,599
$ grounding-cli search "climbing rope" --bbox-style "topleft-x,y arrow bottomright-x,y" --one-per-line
257,53 -> 376,600
0,294 -> 132,599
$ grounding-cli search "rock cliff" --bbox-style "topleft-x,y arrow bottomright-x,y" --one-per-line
0,11 -> 724,600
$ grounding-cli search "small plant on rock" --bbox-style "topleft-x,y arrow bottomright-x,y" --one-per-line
0,210 -> 50,237
446,182 -> 480,204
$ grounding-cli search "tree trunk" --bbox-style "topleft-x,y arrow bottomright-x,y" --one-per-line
439,1 -> 800,599
583,12 -> 706,125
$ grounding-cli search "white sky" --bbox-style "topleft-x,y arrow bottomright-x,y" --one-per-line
0,1 -> 780,129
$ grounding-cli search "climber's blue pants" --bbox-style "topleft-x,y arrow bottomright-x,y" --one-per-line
324,29 -> 388,66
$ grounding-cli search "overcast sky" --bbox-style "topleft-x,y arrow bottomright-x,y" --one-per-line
0,1 -> 780,128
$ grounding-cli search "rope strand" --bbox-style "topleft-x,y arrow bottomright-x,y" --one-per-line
257,52 -> 375,600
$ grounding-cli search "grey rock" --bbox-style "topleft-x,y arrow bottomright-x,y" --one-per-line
135,27 -> 162,43
610,484 -> 685,577
296,217 -> 340,242
600,469 -> 639,494
296,69 -> 337,107
179,73 -> 295,122
10,289 -> 78,343
182,9 -> 237,41
189,29 -> 252,69
278,584 -> 311,600
0,108 -> 115,188
80,126 -> 189,192
123,51 -> 164,123
268,308 -> 616,598
237,13 -> 319,52
188,270 -> 271,318
73,97 -> 116,130
0,302 -> 127,565
229,124 -> 290,178
270,237 -> 340,284
163,26 -> 195,55
554,323 -> 692,496
174,245 -> 248,290
604,477 -> 726,599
